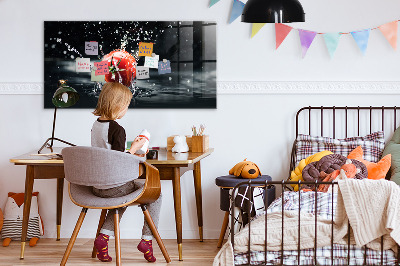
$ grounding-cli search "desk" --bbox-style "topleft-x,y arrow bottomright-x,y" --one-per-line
146,148 -> 213,260
10,147 -> 213,261
9,148 -> 64,259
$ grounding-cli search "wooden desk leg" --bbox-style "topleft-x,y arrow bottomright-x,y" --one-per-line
172,167 -> 183,261
56,178 -> 64,241
193,161 -> 203,242
20,165 -> 35,259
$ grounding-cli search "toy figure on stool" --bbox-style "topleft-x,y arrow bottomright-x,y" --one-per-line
1,192 -> 44,247
229,159 -> 261,179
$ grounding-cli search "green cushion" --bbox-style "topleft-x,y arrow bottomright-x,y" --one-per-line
382,126 -> 400,184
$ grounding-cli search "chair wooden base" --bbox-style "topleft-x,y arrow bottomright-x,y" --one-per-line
114,210 -> 121,266
62,206 -> 171,265
61,208 -> 88,266
141,205 -> 171,263
91,209 -> 107,258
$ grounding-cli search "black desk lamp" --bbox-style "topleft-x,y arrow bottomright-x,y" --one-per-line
241,0 -> 305,23
38,80 -> 79,154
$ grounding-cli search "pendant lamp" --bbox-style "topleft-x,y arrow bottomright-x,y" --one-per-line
38,80 -> 79,154
241,0 -> 305,23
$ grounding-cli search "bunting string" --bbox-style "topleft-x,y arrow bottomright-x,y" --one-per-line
283,20 -> 400,35
209,0 -> 400,58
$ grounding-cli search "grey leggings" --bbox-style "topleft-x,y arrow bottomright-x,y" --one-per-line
92,180 -> 162,240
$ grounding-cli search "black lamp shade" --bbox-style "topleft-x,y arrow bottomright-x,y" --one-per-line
241,0 -> 305,23
38,80 -> 79,153
52,80 -> 79,108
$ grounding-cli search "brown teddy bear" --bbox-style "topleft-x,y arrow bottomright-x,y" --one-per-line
229,159 -> 261,179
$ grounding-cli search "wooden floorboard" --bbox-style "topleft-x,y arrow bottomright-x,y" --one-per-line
0,239 -> 222,265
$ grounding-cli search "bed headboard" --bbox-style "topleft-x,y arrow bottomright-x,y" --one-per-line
290,106 -> 400,179
295,106 -> 400,138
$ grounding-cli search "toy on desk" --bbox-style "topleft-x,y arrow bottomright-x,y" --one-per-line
135,129 -> 150,155
229,159 -> 261,179
1,192 -> 44,247
172,135 -> 189,153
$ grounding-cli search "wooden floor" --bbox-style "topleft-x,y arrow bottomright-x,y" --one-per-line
0,239 -> 221,265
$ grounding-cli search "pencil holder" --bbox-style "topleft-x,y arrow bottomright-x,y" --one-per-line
191,135 -> 209,153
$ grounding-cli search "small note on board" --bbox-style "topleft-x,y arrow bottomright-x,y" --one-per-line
137,66 -> 150,79
76,58 -> 91,72
158,60 -> 172,74
138,42 -> 154,57
85,41 -> 98,55
91,70 -> 106,82
94,61 -> 109,76
144,54 -> 159,69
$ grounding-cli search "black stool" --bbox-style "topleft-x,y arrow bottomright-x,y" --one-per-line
215,175 -> 275,248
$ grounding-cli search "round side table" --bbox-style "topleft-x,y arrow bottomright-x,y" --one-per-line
215,175 -> 275,248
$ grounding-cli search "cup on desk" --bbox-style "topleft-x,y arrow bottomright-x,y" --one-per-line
146,150 -> 158,160
127,141 -> 158,159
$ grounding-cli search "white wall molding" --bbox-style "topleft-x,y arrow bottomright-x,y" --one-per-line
0,83 -> 43,94
218,81 -> 400,94
1,81 -> 400,95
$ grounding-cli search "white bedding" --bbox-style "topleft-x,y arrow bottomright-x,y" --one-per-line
214,179 -> 400,266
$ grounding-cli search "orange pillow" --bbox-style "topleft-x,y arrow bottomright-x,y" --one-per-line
347,146 -> 391,180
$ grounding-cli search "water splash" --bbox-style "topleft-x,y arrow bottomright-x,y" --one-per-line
120,34 -> 128,50
56,38 -> 82,57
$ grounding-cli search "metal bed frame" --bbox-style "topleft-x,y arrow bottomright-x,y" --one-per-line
230,106 -> 400,266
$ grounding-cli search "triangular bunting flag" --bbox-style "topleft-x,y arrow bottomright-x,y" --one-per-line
351,29 -> 370,55
275,23 -> 293,49
229,0 -> 245,24
323,33 -> 341,58
209,0 -> 220,7
378,21 -> 398,50
298,29 -> 317,58
251,23 -> 266,38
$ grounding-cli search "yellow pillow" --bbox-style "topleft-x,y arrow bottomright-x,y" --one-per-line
290,150 -> 333,191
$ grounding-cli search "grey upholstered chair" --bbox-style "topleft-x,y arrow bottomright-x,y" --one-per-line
60,146 -> 171,265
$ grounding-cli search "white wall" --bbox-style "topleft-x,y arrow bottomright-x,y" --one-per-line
1,0 -> 400,239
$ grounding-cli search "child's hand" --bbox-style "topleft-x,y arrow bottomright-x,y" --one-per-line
128,137 -> 147,155
134,148 -> 149,157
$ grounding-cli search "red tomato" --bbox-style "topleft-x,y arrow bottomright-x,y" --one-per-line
103,50 -> 136,86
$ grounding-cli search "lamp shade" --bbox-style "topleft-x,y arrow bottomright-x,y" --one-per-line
241,0 -> 305,23
52,80 -> 79,108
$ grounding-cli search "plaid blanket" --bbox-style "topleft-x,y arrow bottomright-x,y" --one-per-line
234,244 -> 397,265
266,190 -> 336,220
234,191 -> 397,265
